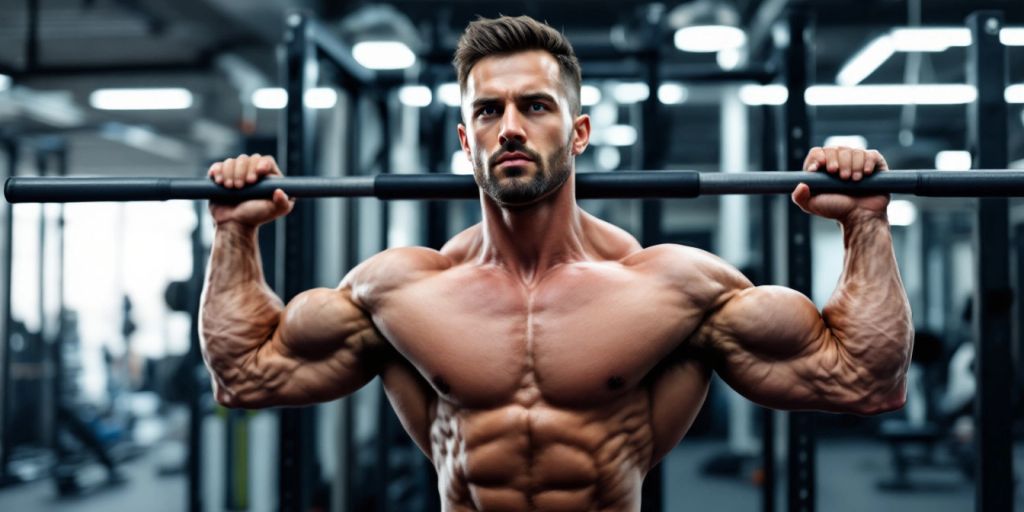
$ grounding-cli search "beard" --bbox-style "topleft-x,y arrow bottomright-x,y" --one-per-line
474,137 -> 572,207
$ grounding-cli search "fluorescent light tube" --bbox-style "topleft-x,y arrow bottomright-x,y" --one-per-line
837,35 -> 895,86
935,150 -> 972,171
89,88 -> 193,110
581,85 -> 601,106
822,135 -> 867,149
398,85 -> 432,107
890,28 -> 970,51
674,26 -> 747,53
805,84 -> 977,106
657,83 -> 688,105
438,83 -> 461,107
738,84 -> 788,106
612,82 -> 649,104
352,41 -> 416,70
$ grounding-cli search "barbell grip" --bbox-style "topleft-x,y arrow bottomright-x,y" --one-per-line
6,170 -> 1024,203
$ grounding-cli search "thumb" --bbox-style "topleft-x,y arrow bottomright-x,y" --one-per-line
273,188 -> 294,214
791,183 -> 812,214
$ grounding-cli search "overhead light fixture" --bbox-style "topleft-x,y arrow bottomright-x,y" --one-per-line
1002,28 -> 1024,46
738,84 -> 788,106
823,135 -> 867,149
581,85 -> 601,107
657,83 -> 688,105
674,25 -> 747,53
890,28 -> 971,51
250,87 -> 340,109
887,199 -> 917,226
935,150 -> 972,171
438,82 -> 461,107
398,85 -> 432,107
612,82 -> 649,104
89,88 -> 193,110
0,74 -> 10,92
836,35 -> 895,86
805,84 -> 977,106
595,146 -> 620,171
352,41 -> 416,70
598,124 -> 638,147
838,27 -> 1023,86
716,48 -> 742,70
252,87 -> 288,109
450,150 -> 473,174
1006,84 -> 1024,104
304,88 -> 337,109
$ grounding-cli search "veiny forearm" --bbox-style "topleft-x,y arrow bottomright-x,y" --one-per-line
199,222 -> 284,394
821,212 -> 913,409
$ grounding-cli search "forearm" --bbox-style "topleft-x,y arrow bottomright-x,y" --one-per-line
823,211 -> 913,403
199,221 -> 283,391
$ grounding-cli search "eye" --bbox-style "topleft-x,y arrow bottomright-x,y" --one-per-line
478,105 -> 498,118
529,102 -> 546,112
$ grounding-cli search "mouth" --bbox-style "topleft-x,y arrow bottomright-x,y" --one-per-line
495,152 -> 534,168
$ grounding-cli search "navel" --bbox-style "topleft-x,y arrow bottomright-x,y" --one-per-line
606,376 -> 626,390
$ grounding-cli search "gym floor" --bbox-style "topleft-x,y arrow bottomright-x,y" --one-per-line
0,439 -> 1018,512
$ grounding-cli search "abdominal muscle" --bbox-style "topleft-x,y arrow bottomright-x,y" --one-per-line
431,390 -> 654,512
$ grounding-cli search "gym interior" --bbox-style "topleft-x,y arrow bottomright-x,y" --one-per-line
1,0 -> 1024,511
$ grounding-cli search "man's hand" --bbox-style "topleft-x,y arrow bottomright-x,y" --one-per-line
207,154 -> 294,227
792,146 -> 889,223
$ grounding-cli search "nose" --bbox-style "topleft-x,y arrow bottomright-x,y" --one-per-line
498,107 -> 527,146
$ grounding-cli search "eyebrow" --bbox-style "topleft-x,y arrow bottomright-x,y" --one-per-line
470,92 -> 559,110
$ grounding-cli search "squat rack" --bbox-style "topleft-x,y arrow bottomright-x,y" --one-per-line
2,7 -> 1019,512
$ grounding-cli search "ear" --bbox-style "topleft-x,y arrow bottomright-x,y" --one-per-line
571,114 -> 591,156
457,123 -> 472,161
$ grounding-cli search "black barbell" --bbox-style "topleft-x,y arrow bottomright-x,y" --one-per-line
5,170 -> 1024,203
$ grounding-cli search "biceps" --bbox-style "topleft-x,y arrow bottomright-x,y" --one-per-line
707,285 -> 826,360
701,286 -> 842,410
231,288 -> 388,406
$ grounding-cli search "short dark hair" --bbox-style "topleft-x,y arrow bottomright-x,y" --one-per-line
453,15 -> 582,115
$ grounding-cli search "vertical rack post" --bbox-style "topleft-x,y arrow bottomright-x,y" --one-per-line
781,7 -> 815,512
966,11 -> 1013,512
278,11 -> 320,512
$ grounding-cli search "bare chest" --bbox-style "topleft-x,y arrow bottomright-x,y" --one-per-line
373,263 -> 704,408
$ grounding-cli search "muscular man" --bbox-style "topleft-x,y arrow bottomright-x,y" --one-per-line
201,15 -> 912,511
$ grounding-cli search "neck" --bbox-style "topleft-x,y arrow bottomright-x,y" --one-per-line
478,172 -> 588,284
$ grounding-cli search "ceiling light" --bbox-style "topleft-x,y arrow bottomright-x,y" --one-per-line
250,87 -> 339,109
1002,28 -> 1024,46
836,35 -> 895,86
450,150 -> 473,174
352,41 -> 416,70
1006,84 -> 1024,104
612,82 -> 649,104
599,125 -> 638,147
581,85 -> 601,107
887,200 -> 917,226
304,88 -> 337,109
252,87 -> 287,109
805,84 -> 977,106
89,88 -> 193,110
890,28 -> 971,51
674,25 -> 746,53
738,84 -> 788,106
823,135 -> 867,149
717,48 -> 742,70
657,83 -> 688,105
438,82 -> 461,107
595,146 -> 620,171
398,85 -> 431,107
935,150 -> 972,171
